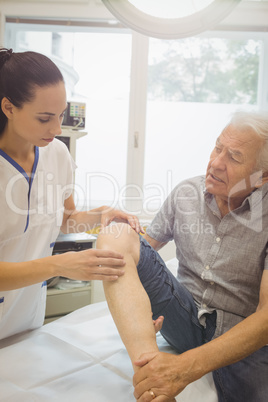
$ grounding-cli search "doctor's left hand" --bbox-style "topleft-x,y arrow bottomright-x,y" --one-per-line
100,207 -> 144,234
51,248 -> 126,282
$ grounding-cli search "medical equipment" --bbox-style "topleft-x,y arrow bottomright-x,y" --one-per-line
62,101 -> 86,130
57,101 -> 87,162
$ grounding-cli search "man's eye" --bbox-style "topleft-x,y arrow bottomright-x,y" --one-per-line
231,155 -> 240,163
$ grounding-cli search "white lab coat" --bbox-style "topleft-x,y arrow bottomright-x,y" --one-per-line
0,139 -> 75,340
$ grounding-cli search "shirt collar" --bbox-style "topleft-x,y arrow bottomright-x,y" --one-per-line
203,182 -> 268,213
246,182 -> 268,211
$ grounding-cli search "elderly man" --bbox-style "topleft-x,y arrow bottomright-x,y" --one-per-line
97,111 -> 268,402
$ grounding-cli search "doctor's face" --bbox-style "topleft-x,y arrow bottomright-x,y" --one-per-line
8,81 -> 67,147
205,124 -> 264,206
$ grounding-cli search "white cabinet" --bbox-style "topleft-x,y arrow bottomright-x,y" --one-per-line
45,285 -> 91,323
45,233 -> 97,323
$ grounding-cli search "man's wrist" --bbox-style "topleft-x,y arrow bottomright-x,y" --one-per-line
176,347 -> 208,385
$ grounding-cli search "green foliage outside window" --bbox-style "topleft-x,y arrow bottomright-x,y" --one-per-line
148,38 -> 260,104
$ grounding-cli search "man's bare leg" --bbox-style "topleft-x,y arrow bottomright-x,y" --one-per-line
97,223 -> 159,371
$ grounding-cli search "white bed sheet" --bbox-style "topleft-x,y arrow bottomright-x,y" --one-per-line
0,301 -> 218,402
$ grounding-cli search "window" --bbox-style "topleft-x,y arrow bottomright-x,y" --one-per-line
5,18 -> 268,219
6,21 -> 132,210
143,34 -> 263,214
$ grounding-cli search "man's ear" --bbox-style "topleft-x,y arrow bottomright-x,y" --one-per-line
255,171 -> 268,188
1,97 -> 15,119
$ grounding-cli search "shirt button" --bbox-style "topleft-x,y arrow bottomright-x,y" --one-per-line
216,237 -> 221,242
210,281 -> 215,285
205,265 -> 210,270
203,304 -> 207,308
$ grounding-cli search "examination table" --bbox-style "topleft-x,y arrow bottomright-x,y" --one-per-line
0,299 -> 218,401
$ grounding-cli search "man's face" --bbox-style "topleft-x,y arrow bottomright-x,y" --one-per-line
205,124 -> 264,206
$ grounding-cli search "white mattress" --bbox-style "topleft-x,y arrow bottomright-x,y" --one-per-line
0,301 -> 218,402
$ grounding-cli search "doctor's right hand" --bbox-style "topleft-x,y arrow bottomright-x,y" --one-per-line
51,248 -> 125,282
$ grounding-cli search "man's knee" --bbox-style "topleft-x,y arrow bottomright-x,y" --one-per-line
97,223 -> 140,264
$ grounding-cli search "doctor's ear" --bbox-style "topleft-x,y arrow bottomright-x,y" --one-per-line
1,97 -> 15,119
255,171 -> 268,188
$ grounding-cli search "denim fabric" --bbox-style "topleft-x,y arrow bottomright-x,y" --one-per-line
213,346 -> 268,402
137,236 -> 216,353
146,176 -> 268,338
137,235 -> 268,401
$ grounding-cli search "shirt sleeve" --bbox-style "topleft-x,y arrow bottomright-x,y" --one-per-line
63,153 -> 76,200
56,139 -> 77,200
146,186 -> 176,243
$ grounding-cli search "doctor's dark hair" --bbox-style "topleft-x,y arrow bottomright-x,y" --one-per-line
0,48 -> 64,133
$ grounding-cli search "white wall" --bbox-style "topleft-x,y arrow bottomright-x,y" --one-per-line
1,0 -> 268,47
0,0 -> 113,46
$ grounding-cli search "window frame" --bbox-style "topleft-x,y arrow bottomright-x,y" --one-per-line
4,17 -> 268,218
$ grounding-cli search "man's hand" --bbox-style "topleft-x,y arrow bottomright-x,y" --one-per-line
153,315 -> 164,334
133,351 -> 192,401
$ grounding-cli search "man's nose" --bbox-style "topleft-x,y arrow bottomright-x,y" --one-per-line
211,152 -> 226,170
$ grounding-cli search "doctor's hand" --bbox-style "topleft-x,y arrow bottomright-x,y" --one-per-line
133,352 -> 191,401
52,248 -> 125,282
100,207 -> 145,234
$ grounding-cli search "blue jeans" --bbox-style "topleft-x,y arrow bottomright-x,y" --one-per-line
137,236 -> 268,402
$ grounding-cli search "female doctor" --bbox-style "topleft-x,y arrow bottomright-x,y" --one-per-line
0,48 -> 143,340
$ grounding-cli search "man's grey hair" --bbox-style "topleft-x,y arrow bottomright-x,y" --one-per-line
229,111 -> 268,172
